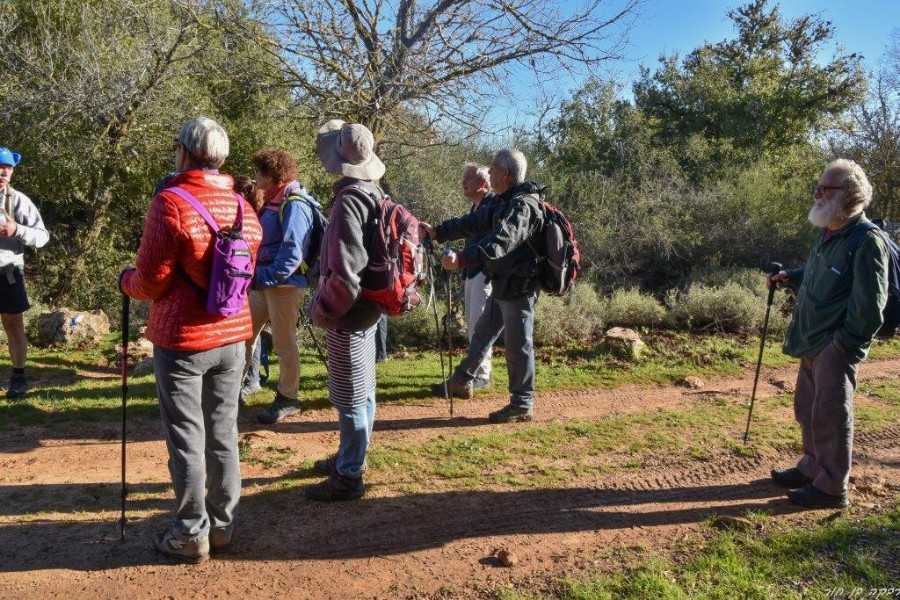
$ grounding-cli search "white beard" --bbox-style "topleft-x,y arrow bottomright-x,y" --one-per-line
808,195 -> 845,228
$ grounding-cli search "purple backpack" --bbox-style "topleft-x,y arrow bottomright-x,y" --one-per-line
167,187 -> 253,317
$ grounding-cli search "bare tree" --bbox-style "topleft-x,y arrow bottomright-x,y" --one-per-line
234,0 -> 643,143
828,31 -> 900,222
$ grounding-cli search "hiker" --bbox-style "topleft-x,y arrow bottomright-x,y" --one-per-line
769,159 -> 889,509
232,175 -> 271,399
307,120 -> 386,501
0,146 -> 49,399
459,162 -> 498,389
119,117 -> 263,562
375,313 -> 389,362
421,148 -> 545,423
246,149 -> 322,424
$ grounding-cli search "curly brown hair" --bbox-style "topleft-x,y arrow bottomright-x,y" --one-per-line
251,149 -> 298,184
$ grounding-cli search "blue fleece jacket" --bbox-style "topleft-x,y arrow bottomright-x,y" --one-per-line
254,181 -> 321,289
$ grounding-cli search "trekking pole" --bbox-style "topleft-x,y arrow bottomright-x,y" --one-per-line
443,248 -> 454,417
743,262 -> 783,444
300,313 -> 328,372
119,293 -> 130,541
422,238 -> 450,408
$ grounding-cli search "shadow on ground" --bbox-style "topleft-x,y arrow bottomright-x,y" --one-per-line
0,477 -> 798,572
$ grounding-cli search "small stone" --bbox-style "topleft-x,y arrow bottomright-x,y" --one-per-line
495,548 -> 518,567
772,378 -> 795,392
680,376 -> 704,390
711,515 -> 753,532
601,327 -> 646,361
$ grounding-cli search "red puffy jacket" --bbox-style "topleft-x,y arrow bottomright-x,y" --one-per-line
120,170 -> 263,351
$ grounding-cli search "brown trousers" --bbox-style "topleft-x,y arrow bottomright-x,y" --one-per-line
794,340 -> 858,495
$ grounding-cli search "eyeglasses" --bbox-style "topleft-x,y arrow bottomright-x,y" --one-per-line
813,184 -> 844,196
172,136 -> 181,152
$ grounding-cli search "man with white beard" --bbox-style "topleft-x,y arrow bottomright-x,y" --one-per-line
768,159 -> 889,509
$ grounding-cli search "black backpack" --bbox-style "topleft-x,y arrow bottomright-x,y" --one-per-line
280,190 -> 328,283
846,219 -> 900,338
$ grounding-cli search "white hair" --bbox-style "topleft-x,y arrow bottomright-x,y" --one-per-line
827,158 -> 872,217
493,148 -> 527,184
463,162 -> 490,186
179,116 -> 229,169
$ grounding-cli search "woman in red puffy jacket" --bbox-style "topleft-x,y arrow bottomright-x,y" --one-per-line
120,117 -> 262,563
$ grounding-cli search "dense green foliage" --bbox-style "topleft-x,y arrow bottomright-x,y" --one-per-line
1,0 -> 896,343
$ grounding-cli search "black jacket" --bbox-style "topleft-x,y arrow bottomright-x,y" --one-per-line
436,181 -> 545,299
463,191 -> 499,280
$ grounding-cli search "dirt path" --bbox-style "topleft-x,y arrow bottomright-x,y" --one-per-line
1,358 -> 899,599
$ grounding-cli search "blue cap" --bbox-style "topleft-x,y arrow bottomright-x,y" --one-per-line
0,147 -> 21,167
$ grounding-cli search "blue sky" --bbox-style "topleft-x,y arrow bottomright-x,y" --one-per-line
622,0 -> 897,79
487,0 -> 899,135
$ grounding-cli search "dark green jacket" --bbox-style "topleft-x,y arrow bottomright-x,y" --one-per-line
783,213 -> 889,361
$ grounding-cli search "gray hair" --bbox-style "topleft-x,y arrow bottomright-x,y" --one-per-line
463,162 -> 490,186
179,117 -> 229,169
493,148 -> 527,184
828,158 -> 872,217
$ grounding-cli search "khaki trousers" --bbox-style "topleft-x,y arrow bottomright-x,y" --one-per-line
245,287 -> 306,400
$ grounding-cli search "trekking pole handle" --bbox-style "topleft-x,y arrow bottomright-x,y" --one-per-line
766,262 -> 783,306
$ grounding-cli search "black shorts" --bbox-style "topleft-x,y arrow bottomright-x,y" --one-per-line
0,266 -> 30,314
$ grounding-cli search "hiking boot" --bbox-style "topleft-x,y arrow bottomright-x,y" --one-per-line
771,467 -> 813,488
153,529 -> 210,563
208,526 -> 233,554
787,483 -> 848,509
305,472 -> 365,501
472,377 -> 491,390
488,404 -> 533,424
240,381 -> 262,397
6,373 -> 28,400
257,393 -> 302,424
313,453 -> 368,475
430,378 -> 473,399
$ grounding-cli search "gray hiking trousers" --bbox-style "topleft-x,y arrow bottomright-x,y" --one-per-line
455,291 -> 537,409
153,342 -> 244,541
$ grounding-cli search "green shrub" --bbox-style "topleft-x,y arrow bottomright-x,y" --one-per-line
684,267 -> 791,334
604,288 -> 668,329
384,299 -> 468,350
668,282 -> 764,333
534,283 -> 605,347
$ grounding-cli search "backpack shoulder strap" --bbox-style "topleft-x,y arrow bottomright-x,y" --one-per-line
280,193 -> 315,223
339,181 -> 383,204
847,221 -> 879,259
4,186 -> 19,220
166,186 -> 244,233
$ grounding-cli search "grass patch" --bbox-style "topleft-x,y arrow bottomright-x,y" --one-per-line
496,503 -> 900,599
0,331 -> 806,428
367,399 -> 806,488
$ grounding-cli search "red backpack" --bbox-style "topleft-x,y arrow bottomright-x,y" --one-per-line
343,183 -> 426,316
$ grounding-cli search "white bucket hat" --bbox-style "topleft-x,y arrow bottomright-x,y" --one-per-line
316,120 -> 385,180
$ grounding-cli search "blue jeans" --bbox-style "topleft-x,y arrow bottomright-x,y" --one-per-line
375,314 -> 388,361
454,291 -> 537,410
335,388 -> 376,478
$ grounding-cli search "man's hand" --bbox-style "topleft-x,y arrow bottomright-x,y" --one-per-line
767,270 -> 789,290
441,250 -> 460,271
418,222 -> 437,240
0,219 -> 17,237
